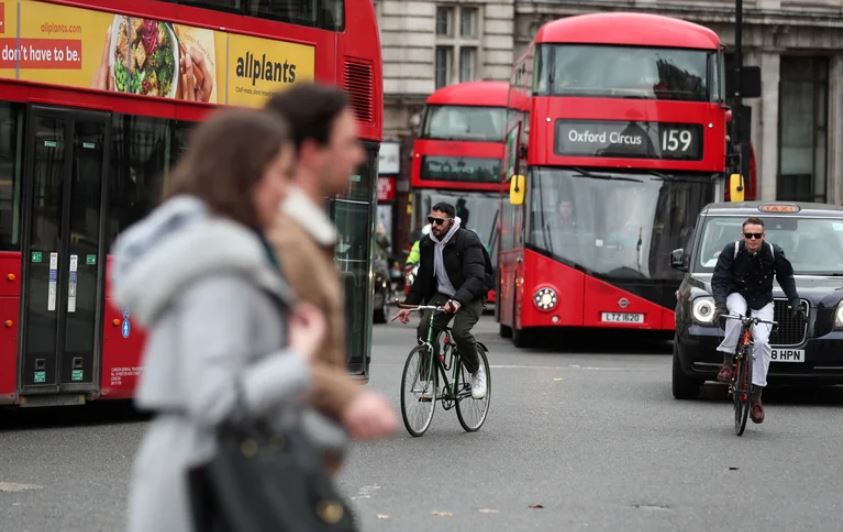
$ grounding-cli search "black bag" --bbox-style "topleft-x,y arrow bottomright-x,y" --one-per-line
188,421 -> 356,532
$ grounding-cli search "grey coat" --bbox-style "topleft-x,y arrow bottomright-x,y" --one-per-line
113,197 -> 310,532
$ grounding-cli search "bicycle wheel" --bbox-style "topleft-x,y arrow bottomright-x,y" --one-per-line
400,346 -> 438,437
456,345 -> 491,432
733,349 -> 751,436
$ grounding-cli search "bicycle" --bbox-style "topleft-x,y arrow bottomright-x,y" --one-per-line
396,302 -> 491,437
721,313 -> 777,436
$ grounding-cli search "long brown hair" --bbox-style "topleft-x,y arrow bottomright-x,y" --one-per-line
166,109 -> 290,230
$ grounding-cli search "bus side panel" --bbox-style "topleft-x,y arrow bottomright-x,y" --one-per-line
520,249 -> 585,329
581,275 -> 674,331
0,252 -> 21,404
497,249 -> 520,327
0,297 -> 19,404
99,258 -> 146,400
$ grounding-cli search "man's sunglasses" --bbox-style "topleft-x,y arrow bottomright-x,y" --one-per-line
743,232 -> 764,240
428,217 -> 452,226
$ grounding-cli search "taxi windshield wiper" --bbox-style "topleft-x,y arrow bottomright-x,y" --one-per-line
571,167 -> 643,183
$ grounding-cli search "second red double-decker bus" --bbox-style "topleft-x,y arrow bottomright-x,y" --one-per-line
498,13 -> 729,346
0,0 -> 381,407
411,81 -> 508,300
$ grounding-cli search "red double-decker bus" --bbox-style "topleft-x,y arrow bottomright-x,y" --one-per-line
411,81 -> 509,300
0,0 -> 382,407
498,13 -> 730,346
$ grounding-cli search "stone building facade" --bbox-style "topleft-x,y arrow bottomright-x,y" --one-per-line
375,0 -> 843,251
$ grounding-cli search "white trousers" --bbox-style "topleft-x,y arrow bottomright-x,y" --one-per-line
716,293 -> 774,387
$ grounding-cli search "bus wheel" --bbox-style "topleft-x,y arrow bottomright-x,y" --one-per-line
499,323 -> 512,338
512,327 -> 533,348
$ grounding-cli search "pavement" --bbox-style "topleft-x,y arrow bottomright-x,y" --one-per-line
1,315 -> 842,531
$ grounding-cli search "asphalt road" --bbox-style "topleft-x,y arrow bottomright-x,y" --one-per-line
1,316 -> 842,531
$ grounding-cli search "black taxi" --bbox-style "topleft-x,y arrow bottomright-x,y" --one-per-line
671,202 -> 843,399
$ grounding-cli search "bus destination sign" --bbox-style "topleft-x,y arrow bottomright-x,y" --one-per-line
555,120 -> 702,161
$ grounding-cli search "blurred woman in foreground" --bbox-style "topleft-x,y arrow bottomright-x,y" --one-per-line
113,109 -> 325,532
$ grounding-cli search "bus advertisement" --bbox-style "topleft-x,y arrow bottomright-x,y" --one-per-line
410,81 -> 509,301
498,13 -> 731,346
0,0 -> 382,406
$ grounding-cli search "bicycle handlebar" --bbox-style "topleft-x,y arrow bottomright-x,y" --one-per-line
722,314 -> 778,326
394,300 -> 447,312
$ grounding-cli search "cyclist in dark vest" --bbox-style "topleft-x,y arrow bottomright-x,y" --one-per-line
394,201 -> 493,399
711,217 -> 802,424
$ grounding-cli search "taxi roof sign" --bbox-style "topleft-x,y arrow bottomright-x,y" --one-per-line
758,204 -> 800,213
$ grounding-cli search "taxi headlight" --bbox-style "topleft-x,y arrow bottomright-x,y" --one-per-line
533,287 -> 558,311
692,297 -> 716,325
835,302 -> 843,329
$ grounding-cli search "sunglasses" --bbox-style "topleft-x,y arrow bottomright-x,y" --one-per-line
428,217 -> 452,226
743,232 -> 764,240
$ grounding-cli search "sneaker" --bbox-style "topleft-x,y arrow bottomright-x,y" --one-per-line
716,364 -> 733,383
750,400 -> 765,424
470,365 -> 487,399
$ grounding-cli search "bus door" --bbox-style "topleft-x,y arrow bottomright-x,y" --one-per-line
18,107 -> 109,400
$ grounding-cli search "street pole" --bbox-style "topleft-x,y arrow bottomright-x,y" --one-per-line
733,0 -> 743,172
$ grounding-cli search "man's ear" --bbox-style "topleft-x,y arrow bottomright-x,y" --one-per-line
298,138 -> 322,168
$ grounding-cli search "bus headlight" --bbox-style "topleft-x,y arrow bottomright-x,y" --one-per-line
692,297 -> 716,325
834,302 -> 843,329
534,287 -> 558,311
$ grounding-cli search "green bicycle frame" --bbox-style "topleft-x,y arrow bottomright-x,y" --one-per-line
422,309 -> 462,399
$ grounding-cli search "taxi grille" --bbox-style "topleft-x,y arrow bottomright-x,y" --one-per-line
770,299 -> 808,346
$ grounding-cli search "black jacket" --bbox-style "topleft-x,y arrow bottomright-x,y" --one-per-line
405,228 -> 492,306
711,240 -> 799,310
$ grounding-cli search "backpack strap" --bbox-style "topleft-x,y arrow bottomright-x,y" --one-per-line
767,241 -> 775,259
733,240 -> 740,260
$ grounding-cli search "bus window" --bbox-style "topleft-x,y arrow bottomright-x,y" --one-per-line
171,0 -> 344,30
535,45 -> 711,102
0,103 -> 23,251
107,115 -> 171,246
421,106 -> 506,142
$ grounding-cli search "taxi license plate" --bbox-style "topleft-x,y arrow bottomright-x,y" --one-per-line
771,348 -> 805,363
601,312 -> 644,324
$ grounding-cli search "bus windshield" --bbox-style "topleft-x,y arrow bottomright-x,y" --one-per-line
421,105 -> 506,142
696,217 -> 843,275
528,168 -> 711,280
534,45 -> 714,102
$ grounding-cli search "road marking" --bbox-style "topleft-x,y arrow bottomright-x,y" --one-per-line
490,364 -> 626,371
0,482 -> 42,493
351,484 -> 381,501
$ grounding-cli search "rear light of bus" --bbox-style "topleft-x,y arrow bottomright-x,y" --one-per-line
534,287 -> 558,311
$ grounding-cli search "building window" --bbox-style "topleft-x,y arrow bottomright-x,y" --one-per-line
435,5 -> 482,87
778,56 -> 829,202
436,6 -> 454,37
460,46 -> 477,82
435,46 -> 453,88
460,7 -> 477,38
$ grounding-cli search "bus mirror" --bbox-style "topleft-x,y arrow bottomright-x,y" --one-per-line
509,175 -> 526,205
729,173 -> 745,202
741,66 -> 762,99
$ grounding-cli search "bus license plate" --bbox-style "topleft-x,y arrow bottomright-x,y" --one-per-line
771,349 -> 805,363
601,312 -> 644,324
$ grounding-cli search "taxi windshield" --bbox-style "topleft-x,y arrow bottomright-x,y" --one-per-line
696,216 -> 843,275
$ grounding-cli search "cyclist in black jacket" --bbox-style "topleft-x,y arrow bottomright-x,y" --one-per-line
711,217 -> 803,424
394,201 -> 493,399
